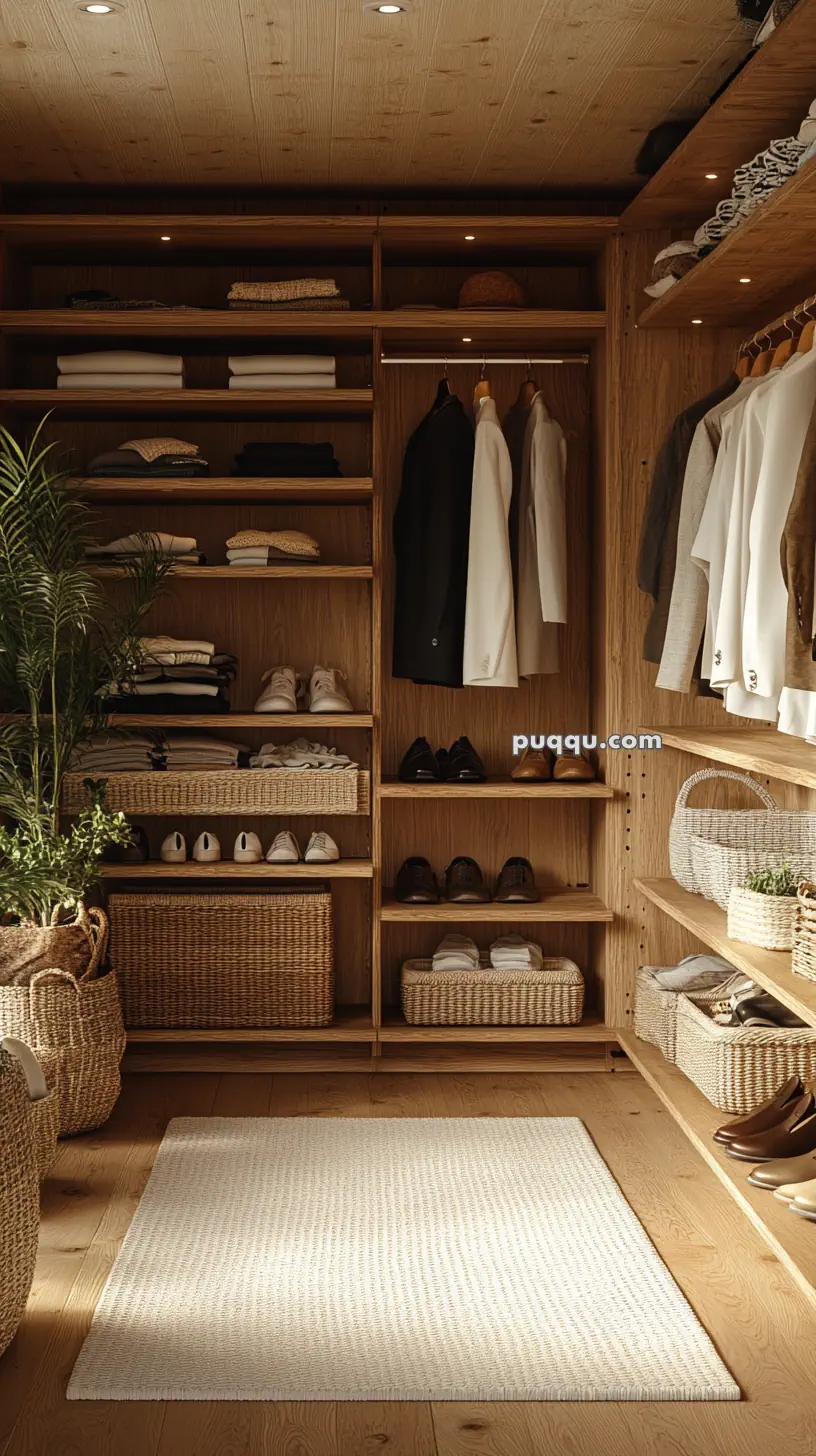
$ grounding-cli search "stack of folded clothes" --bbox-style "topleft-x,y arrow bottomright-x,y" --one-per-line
57,350 -> 185,390
69,733 -> 161,774
233,440 -> 342,478
161,735 -> 249,770
85,437 -> 208,478
104,635 -> 237,715
489,935 -> 544,971
249,738 -> 358,770
228,354 -> 336,391
85,531 -> 204,566
431,935 -> 482,972
225,528 -> 320,567
227,278 -> 350,312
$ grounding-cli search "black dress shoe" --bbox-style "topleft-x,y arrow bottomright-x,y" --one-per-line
398,737 -> 441,782
494,856 -> 540,903
102,825 -> 150,863
444,856 -> 491,903
734,993 -> 807,1029
395,856 -> 439,903
438,736 -> 487,782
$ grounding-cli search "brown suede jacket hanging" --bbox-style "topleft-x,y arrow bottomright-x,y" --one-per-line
781,392 -> 816,691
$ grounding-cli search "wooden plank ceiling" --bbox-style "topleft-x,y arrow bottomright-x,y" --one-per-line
0,0 -> 748,188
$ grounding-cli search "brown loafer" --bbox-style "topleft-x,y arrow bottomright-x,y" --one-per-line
444,856 -> 491,903
494,856 -> 540,903
726,1093 -> 816,1163
394,856 -> 439,904
511,747 -> 553,782
748,1146 -> 816,1190
713,1074 -> 802,1146
552,750 -> 596,782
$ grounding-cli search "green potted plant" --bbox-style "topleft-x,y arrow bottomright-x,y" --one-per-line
727,863 -> 801,951
0,420 -> 170,978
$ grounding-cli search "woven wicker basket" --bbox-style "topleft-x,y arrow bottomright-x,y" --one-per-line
62,769 -> 369,817
727,886 -> 799,950
793,881 -> 816,982
691,836 -> 816,910
401,957 -> 584,1026
633,967 -> 739,1062
674,993 -> 816,1113
108,890 -> 334,1027
0,903 -> 108,985
0,1048 -> 39,1360
668,768 -> 816,895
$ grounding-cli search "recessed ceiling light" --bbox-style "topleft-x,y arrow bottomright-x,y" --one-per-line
160,235 -> 171,242
363,2 -> 407,10
705,172 -> 718,179
79,2 -> 123,12
464,234 -> 475,241
739,276 -> 751,283
691,318 -> 703,325
462,336 -> 472,342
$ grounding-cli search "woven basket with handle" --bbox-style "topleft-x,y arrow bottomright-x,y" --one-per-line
674,993 -> 816,1113
401,957 -> 584,1026
670,768 -> 816,897
0,1048 -> 38,1359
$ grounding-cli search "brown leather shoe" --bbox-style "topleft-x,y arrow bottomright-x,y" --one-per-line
511,747 -> 553,782
713,1074 -> 802,1146
789,1177 -> 816,1219
444,856 -> 490,903
726,1093 -> 816,1163
748,1147 -> 816,1190
552,750 -> 596,782
494,856 -> 540,903
394,856 -> 439,904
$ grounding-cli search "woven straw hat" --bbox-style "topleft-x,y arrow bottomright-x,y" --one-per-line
458,271 -> 528,309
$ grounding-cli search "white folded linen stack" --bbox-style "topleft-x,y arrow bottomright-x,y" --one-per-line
57,351 -> 184,390
162,735 -> 248,770
431,935 -> 481,972
228,354 -> 336,391
489,935 -> 544,971
69,733 -> 160,773
249,737 -> 358,770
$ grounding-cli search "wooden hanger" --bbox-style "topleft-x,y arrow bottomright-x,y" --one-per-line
750,329 -> 774,377
735,338 -> 751,380
515,358 -> 538,408
473,358 -> 492,407
770,313 -> 797,370
797,297 -> 816,354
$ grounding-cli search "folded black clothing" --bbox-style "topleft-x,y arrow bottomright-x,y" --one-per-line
240,440 -> 337,457
87,463 -> 210,479
235,461 -> 343,478
103,692 -> 231,715
65,288 -> 117,306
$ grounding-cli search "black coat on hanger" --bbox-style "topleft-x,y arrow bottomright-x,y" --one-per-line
392,390 -> 475,687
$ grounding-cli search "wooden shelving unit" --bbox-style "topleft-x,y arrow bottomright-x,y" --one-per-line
379,1012 -> 615,1043
652,725 -> 816,790
72,477 -> 374,503
380,891 -> 613,923
99,860 -> 373,880
125,1008 -> 375,1042
0,388 -> 373,416
90,563 -> 373,580
102,713 -> 372,728
379,778 -> 613,799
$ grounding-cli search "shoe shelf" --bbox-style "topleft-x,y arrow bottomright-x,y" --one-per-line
89,564 -> 373,580
72,477 -> 374,503
380,891 -> 613,922
634,877 -> 816,1029
0,388 -> 374,417
378,1010 -> 616,1043
98,860 -> 373,879
619,1030 -> 816,1311
620,0 -> 816,231
103,713 -> 373,728
650,724 -> 816,791
379,778 -> 613,798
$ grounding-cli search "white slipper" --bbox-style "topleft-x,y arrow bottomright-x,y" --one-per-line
193,831 -> 221,862
234,831 -> 263,863
161,831 -> 186,863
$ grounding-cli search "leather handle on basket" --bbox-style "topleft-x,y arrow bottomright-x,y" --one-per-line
675,768 -> 778,812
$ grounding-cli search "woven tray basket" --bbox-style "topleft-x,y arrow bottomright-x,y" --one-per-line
633,967 -> 739,1063
401,957 -> 584,1026
727,886 -> 799,950
793,880 -> 816,982
108,890 -> 334,1027
62,769 -> 369,817
669,768 -> 816,895
674,993 -> 816,1113
0,1048 -> 39,1360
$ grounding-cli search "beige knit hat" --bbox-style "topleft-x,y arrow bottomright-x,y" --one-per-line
226,529 -> 320,557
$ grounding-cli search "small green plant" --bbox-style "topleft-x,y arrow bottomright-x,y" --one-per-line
742,863 -> 800,898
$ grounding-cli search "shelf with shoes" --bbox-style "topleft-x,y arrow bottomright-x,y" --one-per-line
98,860 -> 373,879
379,778 -> 613,798
619,1030 -> 816,1311
648,725 -> 816,792
380,891 -> 613,922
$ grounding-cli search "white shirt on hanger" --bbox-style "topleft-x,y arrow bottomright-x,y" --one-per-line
463,395 -> 519,688
516,391 -> 567,678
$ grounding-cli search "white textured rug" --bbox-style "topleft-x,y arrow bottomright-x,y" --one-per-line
68,1117 -> 739,1402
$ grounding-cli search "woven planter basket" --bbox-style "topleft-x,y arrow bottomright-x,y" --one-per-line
633,967 -> 740,1063
0,1048 -> 39,1360
401,957 -> 584,1026
793,881 -> 816,983
727,886 -> 799,951
0,903 -> 107,986
674,994 -> 816,1113
668,768 -> 816,895
108,891 -> 334,1028
62,769 -> 369,817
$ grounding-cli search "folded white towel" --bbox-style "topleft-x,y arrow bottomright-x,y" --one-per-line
110,681 -> 220,698
228,374 -> 336,391
490,935 -> 544,970
432,934 -> 481,972
88,532 -> 197,558
141,636 -> 215,656
228,354 -> 336,376
58,350 -> 183,375
58,374 -> 184,390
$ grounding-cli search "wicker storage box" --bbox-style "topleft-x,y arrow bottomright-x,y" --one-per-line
727,886 -> 799,950
63,769 -> 369,817
0,1048 -> 38,1360
401,957 -> 584,1026
674,993 -> 816,1113
669,768 -> 816,897
793,881 -> 816,982
108,890 -> 334,1028
633,967 -> 738,1063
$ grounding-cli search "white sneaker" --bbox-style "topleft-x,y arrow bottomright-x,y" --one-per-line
307,665 -> 352,713
160,831 -> 186,863
234,830 -> 263,863
254,666 -> 300,713
304,830 -> 340,863
192,831 -> 221,862
266,830 -> 301,863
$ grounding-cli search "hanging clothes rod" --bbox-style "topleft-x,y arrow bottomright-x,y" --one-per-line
380,354 -> 590,365
740,292 -> 816,356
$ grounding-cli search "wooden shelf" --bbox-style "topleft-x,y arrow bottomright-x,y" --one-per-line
619,1030 -> 816,1311
125,1009 -> 375,1042
380,891 -> 613,922
638,154 -> 816,328
376,1045 -> 610,1073
0,388 -> 373,417
123,1044 -> 376,1073
379,1012 -> 617,1043
102,712 -> 372,728
99,859 -> 373,880
70,476 -> 373,503
378,215 -> 618,253
90,563 -> 372,579
634,877 -> 816,1027
380,309 -> 605,350
652,725 -> 816,790
379,778 -> 612,798
0,214 -> 379,250
0,309 -> 377,337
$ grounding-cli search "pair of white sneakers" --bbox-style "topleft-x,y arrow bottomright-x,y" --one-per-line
255,664 -> 352,714
266,830 -> 339,864
159,829 -> 340,864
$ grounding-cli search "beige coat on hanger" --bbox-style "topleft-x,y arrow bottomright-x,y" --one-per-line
516,391 -> 567,678
463,396 -> 518,688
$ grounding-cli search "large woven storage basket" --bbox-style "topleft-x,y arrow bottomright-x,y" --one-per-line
0,1048 -> 39,1360
401,957 -> 584,1026
27,1049 -> 60,1179
793,880 -> 816,982
674,993 -> 816,1113
108,891 -> 334,1028
633,967 -> 739,1062
63,769 -> 369,817
669,769 -> 816,896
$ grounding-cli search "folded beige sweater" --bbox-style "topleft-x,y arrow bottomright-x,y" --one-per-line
58,350 -> 183,374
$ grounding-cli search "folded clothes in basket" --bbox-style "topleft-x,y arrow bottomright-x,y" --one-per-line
249,737 -> 358,770
489,934 -> 544,971
431,934 -> 481,972
651,954 -> 737,993
162,735 -> 250,769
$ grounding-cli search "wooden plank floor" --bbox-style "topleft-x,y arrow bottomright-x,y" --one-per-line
3,1071 -> 816,1455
